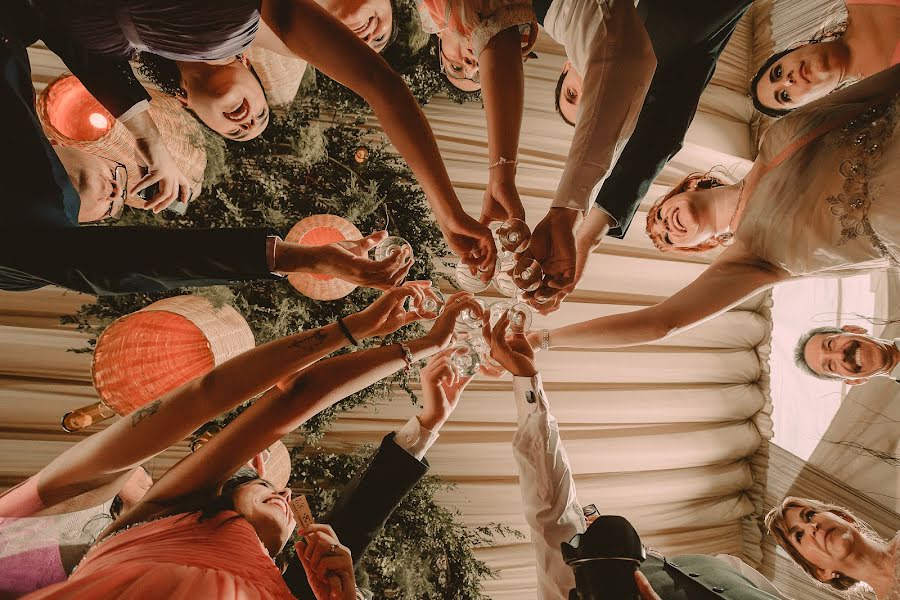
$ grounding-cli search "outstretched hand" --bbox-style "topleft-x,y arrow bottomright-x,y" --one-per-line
481,311 -> 536,377
421,291 -> 484,351
297,524 -> 357,600
480,180 -> 525,225
313,230 -> 413,290
442,213 -> 498,281
520,208 -> 581,308
418,347 -> 474,430
346,281 -> 433,339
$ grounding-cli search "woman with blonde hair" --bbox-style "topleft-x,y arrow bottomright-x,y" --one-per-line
530,63 -> 899,352
766,496 -> 898,598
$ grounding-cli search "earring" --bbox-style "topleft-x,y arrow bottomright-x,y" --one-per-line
832,572 -> 843,581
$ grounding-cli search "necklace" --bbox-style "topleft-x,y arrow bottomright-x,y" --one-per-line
719,180 -> 746,244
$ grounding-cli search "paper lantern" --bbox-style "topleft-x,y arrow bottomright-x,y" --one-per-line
36,73 -> 207,202
62,296 -> 255,431
285,214 -> 363,300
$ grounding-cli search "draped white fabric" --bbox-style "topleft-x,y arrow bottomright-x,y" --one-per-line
6,2 -> 884,597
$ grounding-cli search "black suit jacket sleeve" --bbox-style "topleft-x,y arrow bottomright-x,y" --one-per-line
0,226 -> 280,295
283,433 -> 429,599
594,0 -> 752,239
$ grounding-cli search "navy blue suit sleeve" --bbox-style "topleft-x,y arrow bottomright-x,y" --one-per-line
594,0 -> 752,239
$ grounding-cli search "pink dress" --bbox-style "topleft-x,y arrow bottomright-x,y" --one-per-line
23,511 -> 296,600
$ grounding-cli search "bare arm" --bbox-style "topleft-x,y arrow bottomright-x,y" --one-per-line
114,293 -> 482,527
33,299 -> 399,512
548,246 -> 789,348
258,0 -> 495,274
479,26 -> 526,223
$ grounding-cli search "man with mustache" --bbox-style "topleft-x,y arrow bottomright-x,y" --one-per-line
796,325 -> 900,385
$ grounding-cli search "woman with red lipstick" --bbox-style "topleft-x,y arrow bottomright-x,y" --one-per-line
766,497 -> 899,598
16,287 -> 482,600
751,0 -> 899,117
529,64 -> 899,353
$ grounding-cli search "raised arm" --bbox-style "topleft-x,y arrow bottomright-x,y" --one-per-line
525,0 -> 656,295
547,247 -> 789,349
29,286 -> 427,512
258,0 -> 496,274
478,26 -> 527,224
115,293 -> 483,525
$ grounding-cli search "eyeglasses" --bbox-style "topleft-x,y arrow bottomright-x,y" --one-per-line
100,163 -> 128,221
437,35 -> 480,84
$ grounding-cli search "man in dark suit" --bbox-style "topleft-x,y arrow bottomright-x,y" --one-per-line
2,2 -> 411,296
531,0 -> 755,312
282,349 -> 470,599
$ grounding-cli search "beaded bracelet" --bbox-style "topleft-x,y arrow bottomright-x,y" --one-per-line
489,156 -> 518,169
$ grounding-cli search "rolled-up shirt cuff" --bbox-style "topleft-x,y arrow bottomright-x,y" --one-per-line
551,190 -> 591,213
116,99 -> 150,122
266,236 -> 286,278
513,373 -> 547,424
591,203 -> 619,228
394,416 -> 440,460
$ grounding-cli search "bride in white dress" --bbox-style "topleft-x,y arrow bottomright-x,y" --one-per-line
535,63 -> 899,351
767,497 -> 899,599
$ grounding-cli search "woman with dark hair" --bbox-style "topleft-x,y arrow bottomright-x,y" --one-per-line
750,1 -> 899,117
766,496 -> 898,598
0,282 -> 451,596
13,287 -> 479,599
529,63 -> 899,352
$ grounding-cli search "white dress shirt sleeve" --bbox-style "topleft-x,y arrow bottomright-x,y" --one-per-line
552,0 -> 656,213
512,373 -> 585,600
394,416 -> 440,461
116,100 -> 151,123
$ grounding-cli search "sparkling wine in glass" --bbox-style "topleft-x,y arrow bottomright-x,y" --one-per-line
373,236 -> 413,262
496,218 -> 531,253
406,287 -> 446,322
454,259 -> 495,293
493,269 -> 521,298
455,298 -> 487,330
512,257 -> 543,292
489,300 -> 514,327
450,341 -> 482,377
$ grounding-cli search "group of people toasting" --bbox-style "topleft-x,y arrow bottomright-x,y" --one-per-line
2,0 -> 899,597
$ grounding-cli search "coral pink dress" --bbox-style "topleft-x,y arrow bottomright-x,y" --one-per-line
23,511 -> 296,599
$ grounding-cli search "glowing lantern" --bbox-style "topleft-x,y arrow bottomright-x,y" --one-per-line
88,112 -> 110,130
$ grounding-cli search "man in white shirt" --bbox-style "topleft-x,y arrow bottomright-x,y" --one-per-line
483,311 -> 791,600
796,324 -> 900,385
523,0 -> 657,298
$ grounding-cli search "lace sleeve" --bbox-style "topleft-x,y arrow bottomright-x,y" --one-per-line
469,2 -> 537,57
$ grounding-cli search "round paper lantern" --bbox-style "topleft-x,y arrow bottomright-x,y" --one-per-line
285,215 -> 363,300
61,296 -> 254,431
36,73 -> 207,202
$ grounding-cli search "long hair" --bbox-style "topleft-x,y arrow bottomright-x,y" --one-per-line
765,496 -> 884,595
750,22 -> 849,118
644,170 -> 730,253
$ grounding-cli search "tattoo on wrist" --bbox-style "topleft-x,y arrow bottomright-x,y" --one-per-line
288,329 -> 328,350
131,400 -> 161,427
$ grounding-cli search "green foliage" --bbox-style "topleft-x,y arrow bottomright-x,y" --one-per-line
291,446 -> 523,600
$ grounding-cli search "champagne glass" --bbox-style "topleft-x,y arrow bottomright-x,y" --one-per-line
512,257 -> 543,292
489,222 -> 518,270
454,258 -> 497,293
489,300 -> 514,327
406,287 -> 446,322
374,236 -> 413,262
464,332 -> 505,374
507,302 -> 533,334
450,340 -> 482,377
455,297 -> 487,330
496,218 -> 531,253
493,268 -> 521,298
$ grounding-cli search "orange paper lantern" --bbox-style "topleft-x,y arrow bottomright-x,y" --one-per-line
61,296 -> 255,431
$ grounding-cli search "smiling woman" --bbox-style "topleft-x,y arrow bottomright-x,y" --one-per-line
766,497 -> 900,598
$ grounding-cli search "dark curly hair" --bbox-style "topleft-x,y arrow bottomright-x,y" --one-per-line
750,22 -> 848,118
